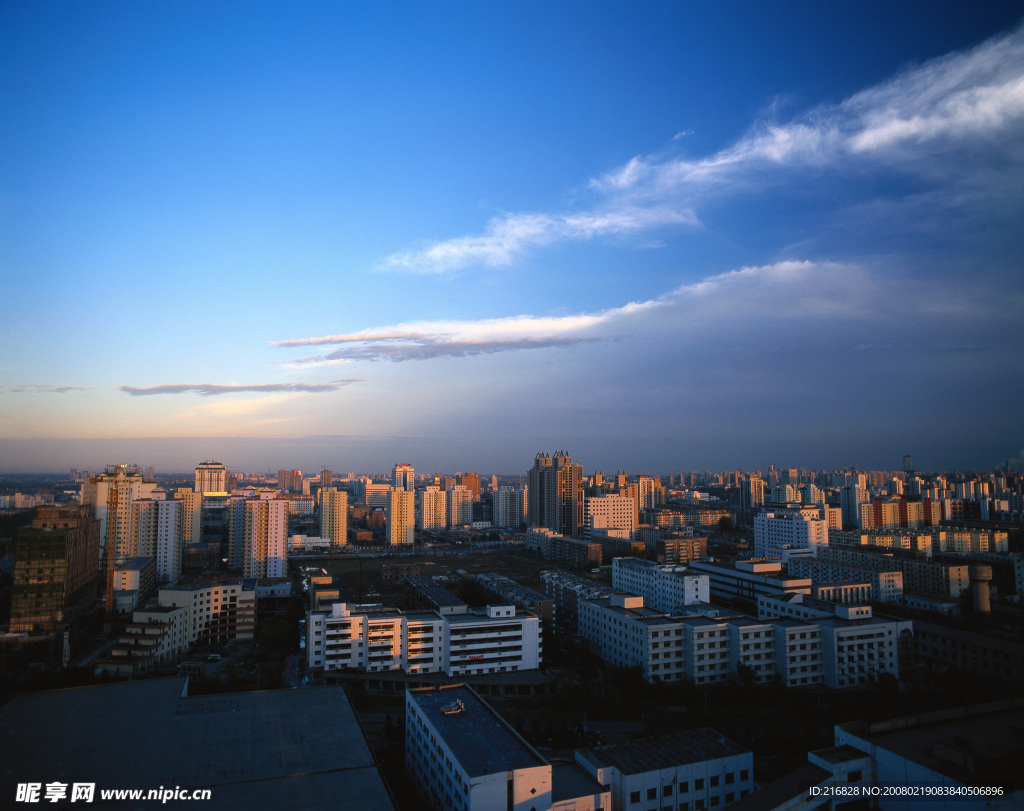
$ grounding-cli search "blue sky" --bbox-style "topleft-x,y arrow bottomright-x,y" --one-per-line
1,2 -> 1023,475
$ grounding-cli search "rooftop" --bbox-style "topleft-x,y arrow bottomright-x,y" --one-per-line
579,729 -> 751,775
408,684 -> 546,778
0,678 -> 394,810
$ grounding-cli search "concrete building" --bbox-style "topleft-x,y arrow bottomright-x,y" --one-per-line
9,505 -> 101,634
319,486 -> 348,548
307,601 -> 542,678
0,678 -> 396,810
158,579 -> 257,646
686,559 -> 812,608
447,484 -> 473,527
111,556 -> 156,615
242,497 -> 288,578
785,557 -> 905,604
194,461 -> 228,494
528,451 -> 584,539
95,604 -> 189,676
493,485 -> 527,529
418,485 -> 447,531
576,729 -> 753,811
393,462 -> 415,492
406,684 -> 608,811
387,486 -> 415,545
584,493 -> 637,541
754,506 -> 828,561
611,557 -> 709,614
540,569 -> 615,633
155,498 -> 183,582
526,527 -> 602,569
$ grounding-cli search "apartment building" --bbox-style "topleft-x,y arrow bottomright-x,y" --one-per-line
785,557 -> 904,604
307,602 -> 541,677
158,579 -> 257,645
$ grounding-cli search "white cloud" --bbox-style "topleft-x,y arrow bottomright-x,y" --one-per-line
385,23 -> 1024,274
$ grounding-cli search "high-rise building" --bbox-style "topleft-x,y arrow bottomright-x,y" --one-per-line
527,451 -> 584,538
393,463 -> 415,492
277,469 -> 302,493
242,498 -> 288,578
447,485 -> 473,527
387,486 -> 415,545
584,493 -> 636,541
458,472 -> 481,502
740,475 -> 765,515
417,486 -> 447,531
194,461 -> 229,494
10,506 -> 100,634
155,499 -> 184,582
81,465 -> 162,571
320,487 -> 348,548
492,485 -> 527,528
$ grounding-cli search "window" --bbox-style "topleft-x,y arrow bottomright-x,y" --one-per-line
725,773 -> 734,784
630,791 -> 640,804
695,779 -> 704,790
648,788 -> 657,800
664,785 -> 673,796
710,776 -> 719,787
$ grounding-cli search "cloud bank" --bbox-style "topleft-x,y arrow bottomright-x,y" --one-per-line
118,380 -> 364,397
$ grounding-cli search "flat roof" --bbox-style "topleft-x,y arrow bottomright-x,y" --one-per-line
409,685 -> 546,777
0,678 -> 394,811
579,729 -> 751,775
551,760 -> 606,802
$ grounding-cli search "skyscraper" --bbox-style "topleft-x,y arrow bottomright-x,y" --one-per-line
386,486 -> 415,545
527,451 -> 584,538
320,487 -> 348,548
393,463 -> 415,492
492,485 -> 527,528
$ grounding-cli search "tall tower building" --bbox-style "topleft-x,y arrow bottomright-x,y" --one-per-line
740,476 -> 765,515
393,463 -> 415,492
447,485 -> 473,528
155,499 -> 184,582
320,487 -> 348,548
386,486 -> 415,545
277,469 -> 302,493
242,498 -> 288,578
527,451 -> 583,538
417,486 -> 447,531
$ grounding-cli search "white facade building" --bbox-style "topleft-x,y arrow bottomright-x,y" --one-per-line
407,684 -> 608,811
307,602 -> 541,677
754,507 -> 828,561
584,494 -> 636,541
575,729 -> 753,811
611,557 -> 709,614
492,485 -> 527,528
418,485 -> 447,531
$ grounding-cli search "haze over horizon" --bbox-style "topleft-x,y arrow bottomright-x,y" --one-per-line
2,3 -> 1023,475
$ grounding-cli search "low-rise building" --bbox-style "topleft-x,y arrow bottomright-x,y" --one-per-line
575,729 -> 753,811
406,684 -> 608,811
157,579 -> 257,646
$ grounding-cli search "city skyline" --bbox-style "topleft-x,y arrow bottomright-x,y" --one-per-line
2,3 -> 1023,474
